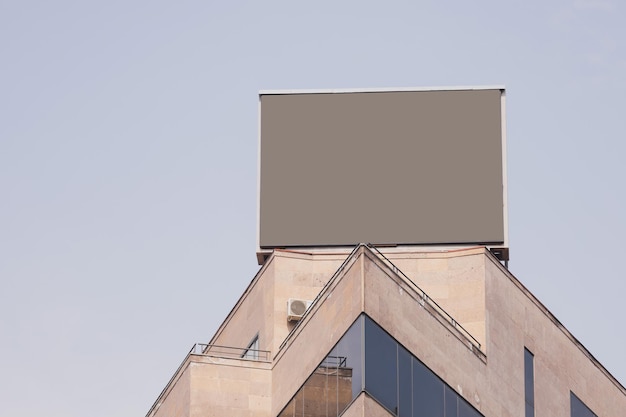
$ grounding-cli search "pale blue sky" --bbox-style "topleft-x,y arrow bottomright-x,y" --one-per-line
1,1 -> 625,416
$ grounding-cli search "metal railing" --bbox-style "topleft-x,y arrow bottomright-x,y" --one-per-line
192,343 -> 271,361
365,243 -> 482,351
320,355 -> 348,368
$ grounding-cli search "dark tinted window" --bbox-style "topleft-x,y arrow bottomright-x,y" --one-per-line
458,397 -> 481,417
571,392 -> 597,417
278,315 -> 485,417
413,358 -> 444,417
278,316 -> 363,417
329,316 -> 363,399
524,348 -> 534,417
398,345 -> 412,417
445,385 -> 458,417
365,316 -> 398,413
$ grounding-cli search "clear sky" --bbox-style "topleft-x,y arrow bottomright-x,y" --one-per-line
1,1 -> 625,416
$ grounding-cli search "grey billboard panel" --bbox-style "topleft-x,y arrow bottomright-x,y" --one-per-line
259,88 -> 506,249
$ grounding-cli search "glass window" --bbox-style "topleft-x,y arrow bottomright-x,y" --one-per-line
413,357 -> 444,417
325,316 -> 363,400
365,316 -> 398,413
524,348 -> 534,417
277,314 -> 485,417
458,397 -> 481,417
398,345 -> 412,417
242,335 -> 259,360
277,316 -> 363,417
444,385 -> 458,417
570,392 -> 597,417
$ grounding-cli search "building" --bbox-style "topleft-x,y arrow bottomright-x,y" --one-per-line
145,88 -> 625,417
144,244 -> 625,417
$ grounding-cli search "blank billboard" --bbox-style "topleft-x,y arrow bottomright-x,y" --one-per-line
259,87 -> 507,249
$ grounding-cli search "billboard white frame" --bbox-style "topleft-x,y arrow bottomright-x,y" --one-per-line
257,86 -> 508,262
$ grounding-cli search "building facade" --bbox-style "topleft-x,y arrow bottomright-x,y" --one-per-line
145,244 -> 625,417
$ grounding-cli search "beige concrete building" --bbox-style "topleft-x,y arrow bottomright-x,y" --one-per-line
146,87 -> 621,416
145,244 -> 625,417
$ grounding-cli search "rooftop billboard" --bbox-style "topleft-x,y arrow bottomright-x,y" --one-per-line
258,87 -> 507,254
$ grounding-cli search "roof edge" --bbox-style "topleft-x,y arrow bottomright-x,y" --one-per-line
259,85 -> 506,96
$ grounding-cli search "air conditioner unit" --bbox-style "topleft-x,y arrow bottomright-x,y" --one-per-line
287,298 -> 312,322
